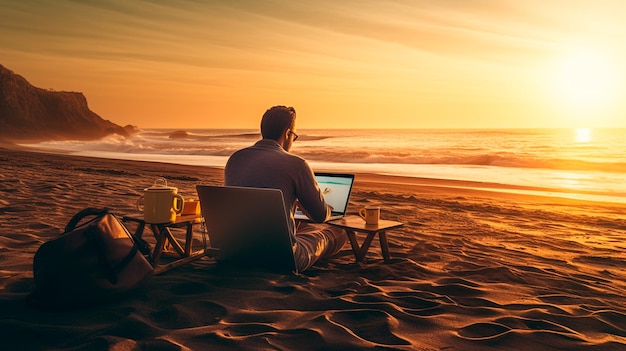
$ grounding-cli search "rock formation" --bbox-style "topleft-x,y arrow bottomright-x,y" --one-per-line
0,64 -> 134,141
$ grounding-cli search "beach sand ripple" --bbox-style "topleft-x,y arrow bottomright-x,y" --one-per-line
1,147 -> 626,350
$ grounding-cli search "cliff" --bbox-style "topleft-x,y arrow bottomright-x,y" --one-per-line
0,64 -> 134,141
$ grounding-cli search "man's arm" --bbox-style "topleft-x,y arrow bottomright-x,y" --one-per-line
295,163 -> 331,223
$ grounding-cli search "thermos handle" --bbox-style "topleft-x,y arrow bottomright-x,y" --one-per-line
173,194 -> 184,214
136,195 -> 144,212
154,177 -> 168,187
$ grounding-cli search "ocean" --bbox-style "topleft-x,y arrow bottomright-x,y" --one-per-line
22,128 -> 626,204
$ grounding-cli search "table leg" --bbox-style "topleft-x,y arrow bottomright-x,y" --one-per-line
344,229 -> 392,263
346,230 -> 361,261
184,223 -> 193,256
346,230 -> 365,262
359,233 -> 377,261
151,224 -> 166,266
379,231 -> 391,262
123,216 -> 207,274
134,221 -> 146,239
162,227 -> 185,256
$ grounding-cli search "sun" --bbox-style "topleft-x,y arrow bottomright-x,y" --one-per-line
552,50 -> 618,112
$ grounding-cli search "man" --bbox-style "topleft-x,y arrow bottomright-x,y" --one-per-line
224,105 -> 347,272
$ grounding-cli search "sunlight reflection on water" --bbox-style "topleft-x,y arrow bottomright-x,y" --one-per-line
575,128 -> 592,143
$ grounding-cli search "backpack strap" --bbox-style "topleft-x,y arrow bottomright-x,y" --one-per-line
64,208 -> 109,233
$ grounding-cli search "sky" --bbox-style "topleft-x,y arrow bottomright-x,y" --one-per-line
1,0 -> 625,129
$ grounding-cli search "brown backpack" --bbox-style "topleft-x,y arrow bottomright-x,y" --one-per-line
27,208 -> 154,310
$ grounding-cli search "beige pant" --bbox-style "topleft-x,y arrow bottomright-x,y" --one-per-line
293,222 -> 347,272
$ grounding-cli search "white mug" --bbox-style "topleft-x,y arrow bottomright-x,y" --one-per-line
359,206 -> 380,225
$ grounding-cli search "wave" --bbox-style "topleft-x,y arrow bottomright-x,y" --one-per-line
162,130 -> 331,142
167,131 -> 261,140
20,129 -> 626,175
295,149 -> 626,174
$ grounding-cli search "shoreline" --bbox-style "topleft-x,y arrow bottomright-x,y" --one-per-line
8,142 -> 626,206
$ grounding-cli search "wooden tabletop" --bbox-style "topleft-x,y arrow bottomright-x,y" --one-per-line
327,215 -> 404,233
122,214 -> 204,225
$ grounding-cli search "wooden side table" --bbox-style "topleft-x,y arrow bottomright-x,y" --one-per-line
122,214 -> 206,274
328,215 -> 404,263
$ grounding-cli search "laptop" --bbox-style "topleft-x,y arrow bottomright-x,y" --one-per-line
196,185 -> 298,273
294,172 -> 355,221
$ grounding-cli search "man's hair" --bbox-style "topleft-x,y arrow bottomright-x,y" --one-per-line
260,106 -> 296,140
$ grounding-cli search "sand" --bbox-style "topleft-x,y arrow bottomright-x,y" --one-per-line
1,146 -> 625,350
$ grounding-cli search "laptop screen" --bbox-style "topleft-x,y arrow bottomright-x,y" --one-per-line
315,172 -> 354,215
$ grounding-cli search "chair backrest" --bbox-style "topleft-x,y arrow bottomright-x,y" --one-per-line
196,185 -> 297,273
